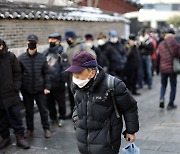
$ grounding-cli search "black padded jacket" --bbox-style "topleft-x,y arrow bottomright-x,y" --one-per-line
72,67 -> 139,154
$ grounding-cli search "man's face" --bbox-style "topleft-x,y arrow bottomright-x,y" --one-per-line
73,68 -> 96,80
97,38 -> 106,46
27,40 -> 38,50
109,36 -> 118,43
66,37 -> 75,45
27,40 -> 37,44
129,40 -> 135,46
85,39 -> 94,48
48,38 -> 60,45
85,39 -> 93,43
0,44 -> 3,51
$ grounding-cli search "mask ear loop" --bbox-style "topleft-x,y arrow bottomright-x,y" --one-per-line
87,71 -> 92,79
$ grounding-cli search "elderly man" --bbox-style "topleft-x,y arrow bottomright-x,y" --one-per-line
66,51 -> 139,154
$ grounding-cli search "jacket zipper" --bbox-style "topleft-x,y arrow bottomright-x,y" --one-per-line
31,57 -> 35,91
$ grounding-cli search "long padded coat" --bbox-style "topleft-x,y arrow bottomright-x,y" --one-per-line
0,50 -> 21,109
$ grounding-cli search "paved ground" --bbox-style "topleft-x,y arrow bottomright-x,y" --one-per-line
1,75 -> 180,154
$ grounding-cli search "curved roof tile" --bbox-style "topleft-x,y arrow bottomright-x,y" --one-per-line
0,2 -> 130,23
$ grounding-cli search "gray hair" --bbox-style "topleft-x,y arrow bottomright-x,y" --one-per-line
87,67 -> 98,72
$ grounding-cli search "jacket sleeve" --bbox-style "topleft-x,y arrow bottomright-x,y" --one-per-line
11,53 -> 22,93
114,79 -> 139,134
156,48 -> 160,74
42,58 -> 51,90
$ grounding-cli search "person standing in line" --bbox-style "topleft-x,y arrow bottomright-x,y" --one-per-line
138,29 -> 154,89
84,33 -> 109,70
0,38 -> 30,149
125,34 -> 141,95
107,30 -> 127,80
43,33 -> 67,126
19,35 -> 51,138
64,30 -> 96,119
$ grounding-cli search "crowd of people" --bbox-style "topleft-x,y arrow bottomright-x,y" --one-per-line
0,27 -> 179,153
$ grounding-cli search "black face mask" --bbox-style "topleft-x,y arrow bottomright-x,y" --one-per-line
28,42 -> 37,50
49,42 -> 56,48
66,40 -> 73,46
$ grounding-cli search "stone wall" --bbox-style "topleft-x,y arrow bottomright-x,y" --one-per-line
0,19 -> 128,56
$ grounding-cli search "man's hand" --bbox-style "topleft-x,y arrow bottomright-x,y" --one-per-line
44,89 -> 50,95
126,133 -> 136,143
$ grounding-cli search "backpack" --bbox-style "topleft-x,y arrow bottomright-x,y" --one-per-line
106,74 -> 120,118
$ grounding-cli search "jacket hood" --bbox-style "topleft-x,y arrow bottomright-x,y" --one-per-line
0,39 -> 8,57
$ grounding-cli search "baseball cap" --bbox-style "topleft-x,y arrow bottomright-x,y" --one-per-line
49,33 -> 61,40
27,34 -> 39,42
65,51 -> 97,73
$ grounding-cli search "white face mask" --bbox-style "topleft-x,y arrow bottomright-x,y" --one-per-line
98,39 -> 105,46
110,37 -> 118,43
86,42 -> 93,48
72,71 -> 92,88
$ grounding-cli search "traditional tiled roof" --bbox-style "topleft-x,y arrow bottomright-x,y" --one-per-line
0,2 -> 130,23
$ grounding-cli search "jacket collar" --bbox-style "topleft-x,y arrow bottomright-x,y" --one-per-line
49,45 -> 63,54
26,49 -> 38,57
89,66 -> 106,92
69,38 -> 82,48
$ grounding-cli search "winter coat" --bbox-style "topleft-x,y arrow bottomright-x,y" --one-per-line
100,42 -> 127,75
0,50 -> 21,109
139,37 -> 154,56
43,45 -> 67,90
66,39 -> 96,64
91,46 -> 109,68
157,36 -> 180,74
18,50 -> 51,94
72,67 -> 139,154
125,45 -> 140,71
